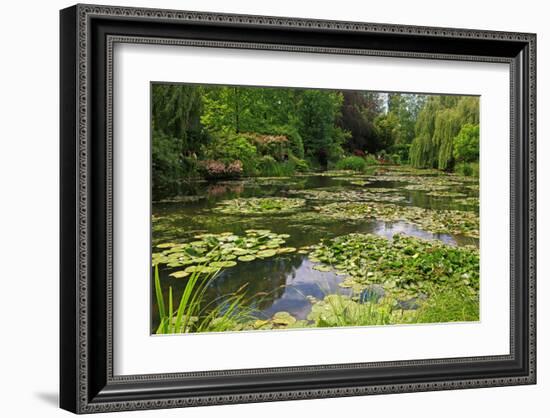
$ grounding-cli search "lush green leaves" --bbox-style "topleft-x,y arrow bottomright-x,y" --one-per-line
453,123 -> 480,163
213,197 -> 306,215
409,96 -> 479,170
308,233 -> 479,301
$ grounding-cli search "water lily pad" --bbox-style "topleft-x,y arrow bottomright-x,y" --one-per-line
184,265 -> 203,273
238,255 -> 256,262
209,260 -> 237,268
154,230 -> 293,273
213,197 -> 306,215
156,242 -> 177,249
314,201 -> 479,238
312,264 -> 332,272
169,271 -> 190,279
308,233 -> 479,300
257,249 -> 277,258
271,311 -> 297,326
426,191 -> 467,198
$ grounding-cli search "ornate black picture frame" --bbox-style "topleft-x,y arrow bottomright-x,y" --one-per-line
60,3 -> 536,414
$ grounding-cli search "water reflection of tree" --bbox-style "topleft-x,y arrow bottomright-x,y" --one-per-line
203,254 -> 304,314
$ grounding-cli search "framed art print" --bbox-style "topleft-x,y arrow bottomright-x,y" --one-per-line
60,4 -> 536,414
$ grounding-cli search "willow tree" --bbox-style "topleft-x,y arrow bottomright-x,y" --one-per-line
410,96 -> 479,170
409,97 -> 440,168
151,84 -> 204,199
152,84 -> 203,150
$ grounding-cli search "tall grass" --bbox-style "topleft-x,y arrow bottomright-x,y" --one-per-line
414,286 -> 479,323
257,161 -> 296,177
154,265 -> 257,334
256,154 -> 309,177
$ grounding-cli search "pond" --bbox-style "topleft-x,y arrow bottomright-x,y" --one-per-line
151,166 -> 479,332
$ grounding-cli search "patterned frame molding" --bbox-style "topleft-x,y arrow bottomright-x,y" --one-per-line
60,3 -> 536,414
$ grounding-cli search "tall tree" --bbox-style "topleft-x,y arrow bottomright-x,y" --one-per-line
338,91 -> 382,153
409,96 -> 479,170
296,89 -> 346,166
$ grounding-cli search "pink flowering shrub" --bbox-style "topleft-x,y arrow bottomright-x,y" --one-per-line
201,159 -> 243,178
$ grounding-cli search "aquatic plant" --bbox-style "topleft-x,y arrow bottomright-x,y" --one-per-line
153,230 -> 296,276
348,179 -> 372,186
363,187 -> 399,193
404,184 -> 449,191
288,188 -> 406,203
213,197 -> 306,215
243,311 -> 311,331
456,197 -> 479,207
307,294 -> 415,327
154,265 -> 257,334
314,201 -> 479,237
308,233 -> 479,300
426,191 -> 467,198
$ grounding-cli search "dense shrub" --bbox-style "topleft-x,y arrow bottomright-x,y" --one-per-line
455,162 -> 479,177
453,123 -> 479,163
364,154 -> 379,166
270,125 -> 305,159
288,154 -> 309,172
256,154 -> 309,176
389,154 -> 402,165
389,143 -> 410,163
203,133 -> 258,175
335,156 -> 367,172
152,129 -> 197,199
241,132 -> 289,161
199,160 -> 243,179
257,155 -> 279,176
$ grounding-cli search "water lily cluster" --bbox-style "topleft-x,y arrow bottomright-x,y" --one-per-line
213,197 -> 306,215
307,233 -> 479,301
315,201 -> 479,237
153,229 -> 296,278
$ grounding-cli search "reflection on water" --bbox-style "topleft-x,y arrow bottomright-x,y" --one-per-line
152,173 -> 478,330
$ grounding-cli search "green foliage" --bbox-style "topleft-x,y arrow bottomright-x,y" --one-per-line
203,132 -> 258,176
307,294 -> 395,327
364,154 -> 379,165
152,129 -> 195,199
316,201 -> 479,237
410,96 -> 479,171
308,233 -> 479,300
151,84 -> 205,199
415,286 -> 479,323
455,162 -> 479,177
389,154 -> 401,164
152,82 -> 480,200
433,108 -> 461,171
453,123 -> 480,163
270,125 -> 305,158
154,264 -> 257,334
213,197 -> 306,215
373,112 -> 400,151
152,84 -> 203,147
296,89 -> 347,166
335,156 -> 368,172
338,91 -> 381,153
288,154 -> 309,172
153,230 -> 296,273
